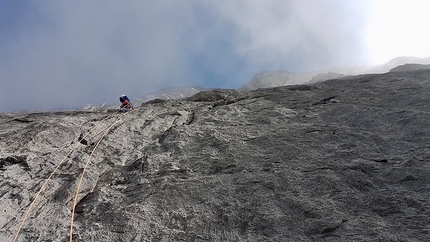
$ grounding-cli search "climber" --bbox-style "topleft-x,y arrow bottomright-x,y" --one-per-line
119,94 -> 133,112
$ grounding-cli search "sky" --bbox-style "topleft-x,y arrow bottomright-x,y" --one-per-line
1,0 -> 429,112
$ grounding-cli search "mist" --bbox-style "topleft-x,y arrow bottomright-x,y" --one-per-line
1,0 -> 427,112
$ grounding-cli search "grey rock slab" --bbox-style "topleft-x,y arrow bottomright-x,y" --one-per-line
1,70 -> 430,241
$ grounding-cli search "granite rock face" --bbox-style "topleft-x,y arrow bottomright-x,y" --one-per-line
1,70 -> 430,241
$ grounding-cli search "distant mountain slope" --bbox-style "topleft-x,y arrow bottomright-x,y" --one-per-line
132,85 -> 207,105
240,56 -> 430,90
369,56 -> 430,73
81,56 -> 430,110
306,72 -> 345,84
240,70 -> 315,90
82,86 -> 206,110
389,63 -> 430,72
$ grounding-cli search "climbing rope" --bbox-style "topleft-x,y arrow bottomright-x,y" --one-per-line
69,108 -> 138,242
69,117 -> 120,241
13,110 -> 121,242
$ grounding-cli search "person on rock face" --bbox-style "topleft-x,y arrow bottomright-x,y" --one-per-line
119,94 -> 133,112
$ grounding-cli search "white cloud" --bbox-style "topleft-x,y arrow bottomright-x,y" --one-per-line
4,0 -> 426,112
1,1 -> 197,111
206,0 -> 372,71
365,0 -> 430,64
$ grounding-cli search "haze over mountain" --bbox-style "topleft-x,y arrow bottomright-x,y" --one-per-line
2,1 -> 430,113
82,86 -> 206,111
80,56 -> 430,110
240,56 -> 430,90
1,69 -> 430,241
389,64 -> 430,73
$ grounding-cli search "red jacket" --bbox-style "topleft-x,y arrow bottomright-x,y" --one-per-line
121,100 -> 131,109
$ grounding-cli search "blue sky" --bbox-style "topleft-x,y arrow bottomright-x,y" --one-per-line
1,0 -> 429,112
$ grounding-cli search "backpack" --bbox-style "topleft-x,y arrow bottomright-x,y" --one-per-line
119,95 -> 130,103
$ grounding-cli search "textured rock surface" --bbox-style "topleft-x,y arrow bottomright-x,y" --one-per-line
1,70 -> 430,241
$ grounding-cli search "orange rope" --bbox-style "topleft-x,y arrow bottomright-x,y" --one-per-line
69,109 -> 137,241
13,111 -> 119,242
